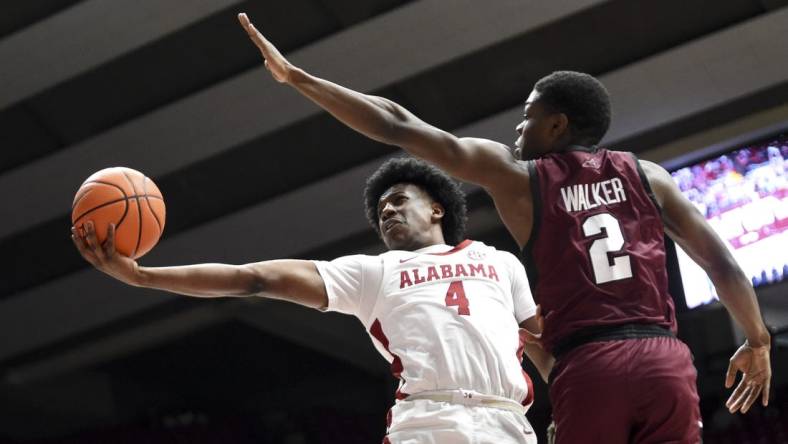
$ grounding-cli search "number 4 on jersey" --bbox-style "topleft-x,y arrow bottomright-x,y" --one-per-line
445,281 -> 470,315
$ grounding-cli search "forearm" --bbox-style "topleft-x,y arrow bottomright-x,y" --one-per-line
709,263 -> 771,347
287,69 -> 459,163
288,69 -> 411,144
135,263 -> 258,298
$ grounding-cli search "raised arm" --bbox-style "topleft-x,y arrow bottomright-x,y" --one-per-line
237,13 -> 522,192
72,221 -> 327,309
640,160 -> 771,413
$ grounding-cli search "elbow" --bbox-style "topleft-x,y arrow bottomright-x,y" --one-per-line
376,98 -> 415,144
238,264 -> 270,297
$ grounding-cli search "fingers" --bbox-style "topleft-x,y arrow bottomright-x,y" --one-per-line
104,223 -> 116,254
71,227 -> 92,256
739,381 -> 762,413
237,12 -> 266,49
726,379 -> 750,413
724,360 -> 737,388
83,221 -> 107,259
762,377 -> 770,406
71,224 -> 98,265
521,330 -> 544,349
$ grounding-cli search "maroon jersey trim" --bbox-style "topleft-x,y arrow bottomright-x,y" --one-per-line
521,160 -> 541,297
630,152 -> 661,213
429,239 -> 473,256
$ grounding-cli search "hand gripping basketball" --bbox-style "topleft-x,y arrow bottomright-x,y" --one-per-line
72,221 -> 141,286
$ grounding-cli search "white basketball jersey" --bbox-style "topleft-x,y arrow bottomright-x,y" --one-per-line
315,240 -> 536,407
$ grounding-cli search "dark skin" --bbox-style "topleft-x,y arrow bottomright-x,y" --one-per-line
73,181 -> 552,378
239,12 -> 770,412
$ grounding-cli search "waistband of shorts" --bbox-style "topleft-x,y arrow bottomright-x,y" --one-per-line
552,323 -> 674,360
404,389 -> 525,415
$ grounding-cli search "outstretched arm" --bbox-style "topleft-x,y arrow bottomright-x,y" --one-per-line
237,13 -> 522,192
72,221 -> 327,309
640,160 -> 771,413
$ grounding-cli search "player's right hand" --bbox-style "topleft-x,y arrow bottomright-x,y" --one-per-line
72,221 -> 141,286
238,12 -> 295,83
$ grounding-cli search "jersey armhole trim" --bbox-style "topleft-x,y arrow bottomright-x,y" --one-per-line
630,152 -> 662,214
521,160 -> 541,294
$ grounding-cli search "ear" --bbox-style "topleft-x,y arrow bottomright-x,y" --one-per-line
550,113 -> 570,139
431,202 -> 445,223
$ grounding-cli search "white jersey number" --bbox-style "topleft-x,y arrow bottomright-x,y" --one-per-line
582,213 -> 633,284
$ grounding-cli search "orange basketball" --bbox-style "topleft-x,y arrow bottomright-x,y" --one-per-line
72,167 -> 166,259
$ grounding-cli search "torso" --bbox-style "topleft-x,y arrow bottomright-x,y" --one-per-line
368,241 -> 534,405
521,147 -> 676,352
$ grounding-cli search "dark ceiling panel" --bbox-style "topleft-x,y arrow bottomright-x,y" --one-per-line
0,0 -> 83,39
0,0 -> 413,174
389,0 -> 766,131
0,105 -> 61,171
313,0 -> 408,27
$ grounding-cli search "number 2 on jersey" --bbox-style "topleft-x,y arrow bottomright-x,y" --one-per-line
582,213 -> 633,284
445,281 -> 470,315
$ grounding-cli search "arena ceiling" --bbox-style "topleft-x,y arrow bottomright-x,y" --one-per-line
1,0 -> 787,439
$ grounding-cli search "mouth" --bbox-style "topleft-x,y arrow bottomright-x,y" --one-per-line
383,218 -> 404,232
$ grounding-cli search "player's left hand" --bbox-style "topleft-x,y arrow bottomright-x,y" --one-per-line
724,341 -> 771,414
238,12 -> 295,83
521,305 -> 545,349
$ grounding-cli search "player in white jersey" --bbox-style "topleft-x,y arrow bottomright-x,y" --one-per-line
72,157 -> 552,444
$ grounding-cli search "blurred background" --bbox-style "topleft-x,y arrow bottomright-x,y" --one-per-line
1,0 -> 787,442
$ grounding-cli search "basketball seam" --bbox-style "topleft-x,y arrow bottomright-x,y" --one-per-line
72,195 -> 162,224
72,180 -> 127,210
142,177 -> 163,235
121,170 -> 143,258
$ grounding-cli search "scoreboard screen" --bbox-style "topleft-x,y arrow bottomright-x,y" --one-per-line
670,135 -> 787,309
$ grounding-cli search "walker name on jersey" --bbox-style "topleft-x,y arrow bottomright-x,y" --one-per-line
560,177 -> 627,212
400,263 -> 500,289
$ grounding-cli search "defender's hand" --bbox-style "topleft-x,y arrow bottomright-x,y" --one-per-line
72,221 -> 140,286
522,305 -> 545,349
725,341 -> 771,414
238,12 -> 294,83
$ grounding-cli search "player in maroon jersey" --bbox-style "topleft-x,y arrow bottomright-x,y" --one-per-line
239,13 -> 772,443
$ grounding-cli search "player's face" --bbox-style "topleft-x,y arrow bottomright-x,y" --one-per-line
377,183 -> 444,251
514,90 -> 565,160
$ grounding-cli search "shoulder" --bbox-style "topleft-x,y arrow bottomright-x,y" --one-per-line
469,241 -> 521,266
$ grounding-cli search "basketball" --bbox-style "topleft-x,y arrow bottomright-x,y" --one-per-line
71,167 -> 166,259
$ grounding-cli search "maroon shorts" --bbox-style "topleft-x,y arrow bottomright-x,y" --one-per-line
549,336 -> 701,444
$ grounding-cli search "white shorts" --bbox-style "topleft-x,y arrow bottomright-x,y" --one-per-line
386,395 -> 537,444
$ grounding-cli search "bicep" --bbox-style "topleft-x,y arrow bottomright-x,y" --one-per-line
244,259 -> 328,309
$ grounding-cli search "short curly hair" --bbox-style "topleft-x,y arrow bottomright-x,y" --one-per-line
364,157 -> 467,246
534,71 -> 611,145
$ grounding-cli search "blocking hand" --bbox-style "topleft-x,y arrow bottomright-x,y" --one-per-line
238,12 -> 295,83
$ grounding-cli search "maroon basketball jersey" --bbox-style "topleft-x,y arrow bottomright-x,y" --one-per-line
522,147 -> 676,352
